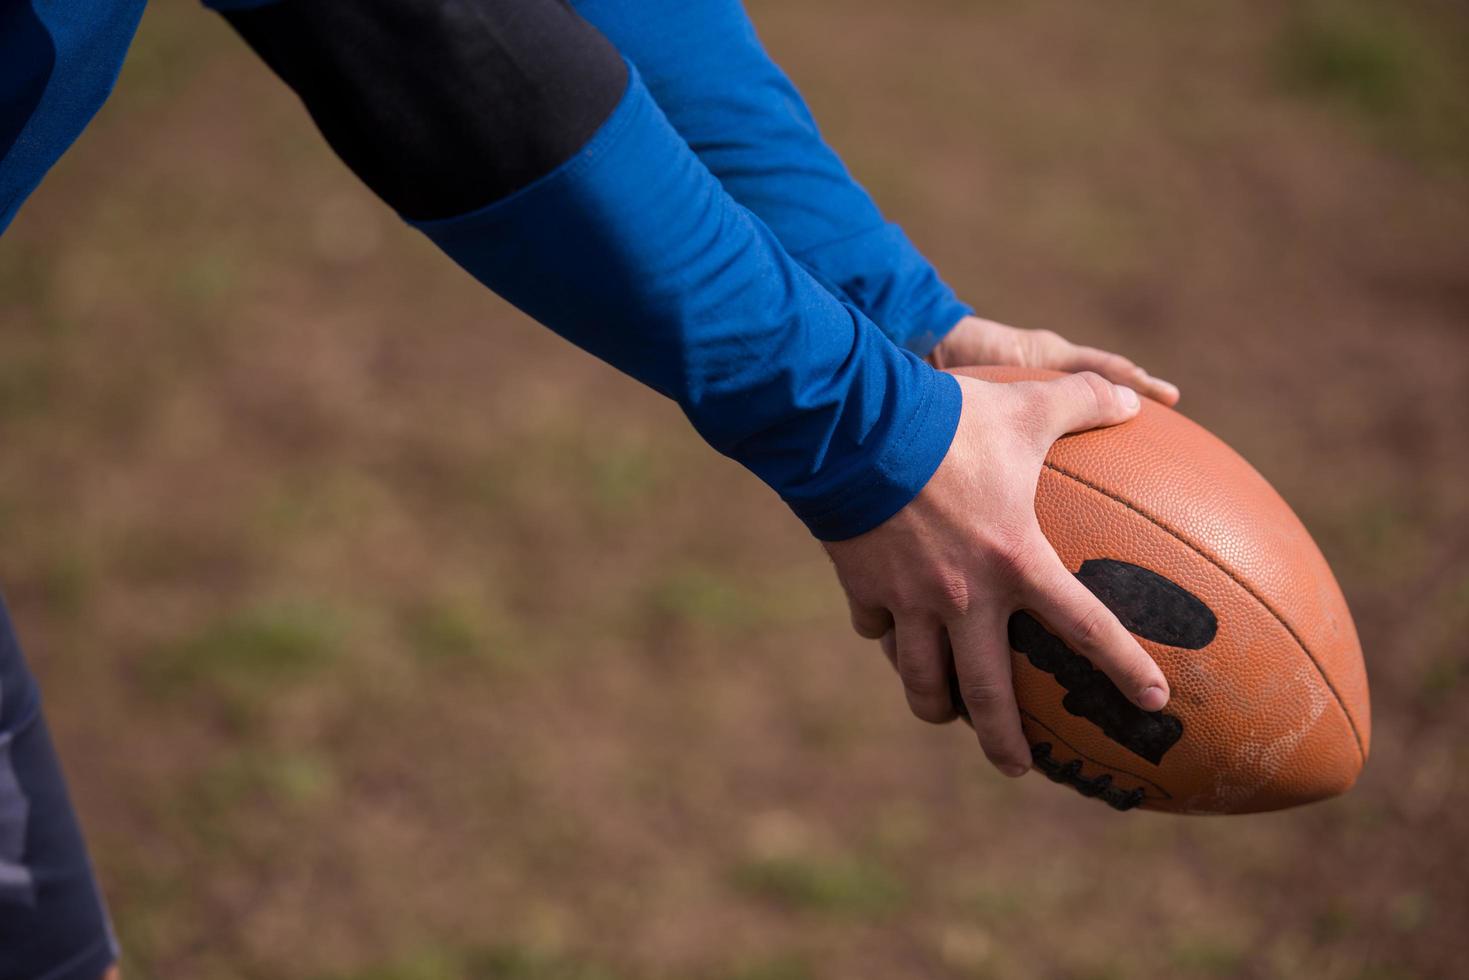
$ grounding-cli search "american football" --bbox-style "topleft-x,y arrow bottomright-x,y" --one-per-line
959,366 -> 1371,815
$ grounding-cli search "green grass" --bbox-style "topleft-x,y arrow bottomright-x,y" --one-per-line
1388,891 -> 1430,934
253,468 -> 390,538
466,427 -> 664,525
402,597 -> 492,661
1313,898 -> 1355,943
1282,8 -> 1419,116
730,854 -> 906,918
1278,1 -> 1469,164
645,565 -> 835,635
583,442 -> 659,514
144,602 -> 344,713
38,550 -> 94,618
184,749 -> 339,828
648,567 -> 758,628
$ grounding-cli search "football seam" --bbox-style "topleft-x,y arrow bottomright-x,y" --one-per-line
1019,709 -> 1172,801
1041,461 -> 1367,765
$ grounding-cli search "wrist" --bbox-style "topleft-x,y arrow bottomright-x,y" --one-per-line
794,361 -> 962,542
925,314 -> 976,370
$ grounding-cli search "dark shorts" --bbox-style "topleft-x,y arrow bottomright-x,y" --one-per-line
0,598 -> 116,980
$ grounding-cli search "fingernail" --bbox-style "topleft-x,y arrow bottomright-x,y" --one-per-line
1118,386 -> 1140,411
1138,685 -> 1168,712
999,763 -> 1028,778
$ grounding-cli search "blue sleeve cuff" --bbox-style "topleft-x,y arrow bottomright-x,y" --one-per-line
409,63 -> 956,540
797,367 -> 960,540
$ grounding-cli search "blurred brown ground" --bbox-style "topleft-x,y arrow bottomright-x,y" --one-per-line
1,1 -> 1467,978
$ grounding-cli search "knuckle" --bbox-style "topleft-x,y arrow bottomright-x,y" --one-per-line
888,574 -> 973,618
1075,370 -> 1111,408
888,589 -> 926,618
932,573 -> 973,616
1008,331 -> 1034,366
1017,330 -> 1057,366
959,677 -> 1009,711
988,530 -> 1037,580
1070,603 -> 1113,651
897,658 -> 945,696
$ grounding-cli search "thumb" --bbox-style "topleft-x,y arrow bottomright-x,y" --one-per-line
1038,371 -> 1141,438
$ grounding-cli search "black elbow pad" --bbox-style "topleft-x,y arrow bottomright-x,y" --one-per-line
223,0 -> 628,220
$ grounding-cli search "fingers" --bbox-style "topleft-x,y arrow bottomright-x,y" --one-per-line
893,617 -> 959,724
848,599 -> 894,640
947,609 -> 1030,776
842,588 -> 959,727
1022,547 -> 1170,711
878,629 -> 899,671
935,316 -> 1181,405
1066,345 -> 1180,406
1022,326 -> 1180,407
1034,371 -> 1142,438
1135,371 -> 1179,407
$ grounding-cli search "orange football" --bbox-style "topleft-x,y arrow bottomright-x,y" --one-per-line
957,366 -> 1370,814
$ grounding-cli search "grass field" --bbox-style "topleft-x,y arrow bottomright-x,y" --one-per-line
2,1 -> 1467,978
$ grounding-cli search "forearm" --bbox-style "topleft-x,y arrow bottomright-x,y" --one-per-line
209,0 -> 959,539
572,0 -> 971,355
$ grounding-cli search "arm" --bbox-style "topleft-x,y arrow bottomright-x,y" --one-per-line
209,0 -> 1169,773
212,0 -> 954,540
571,0 -> 1180,404
573,0 -> 968,358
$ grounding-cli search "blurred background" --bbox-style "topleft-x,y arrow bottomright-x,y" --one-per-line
2,0 -> 1467,977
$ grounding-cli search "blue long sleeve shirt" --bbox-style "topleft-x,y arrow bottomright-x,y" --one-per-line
410,62 -> 960,539
573,0 -> 972,357
0,0 -> 964,540
0,0 -> 146,231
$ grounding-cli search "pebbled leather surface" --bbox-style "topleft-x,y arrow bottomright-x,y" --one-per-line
958,366 -> 1370,814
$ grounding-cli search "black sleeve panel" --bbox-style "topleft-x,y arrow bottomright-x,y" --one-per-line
222,0 -> 629,221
